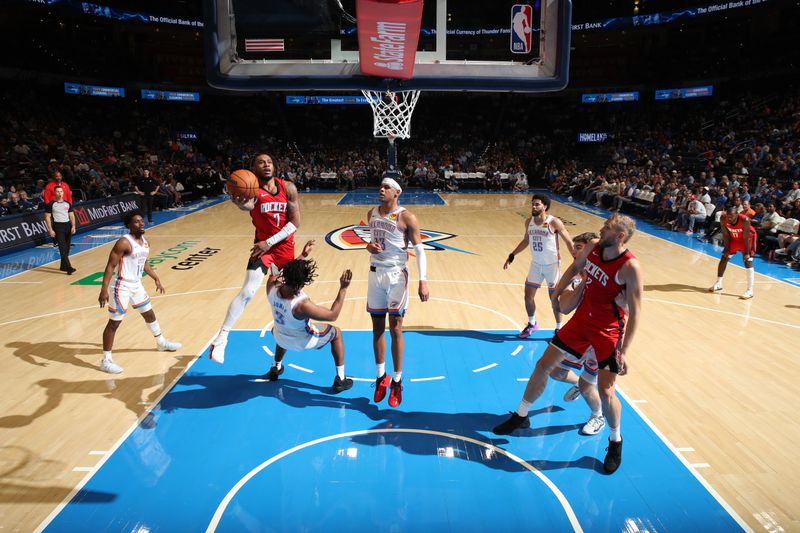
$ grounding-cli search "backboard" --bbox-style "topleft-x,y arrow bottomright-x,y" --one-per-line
205,0 -> 571,93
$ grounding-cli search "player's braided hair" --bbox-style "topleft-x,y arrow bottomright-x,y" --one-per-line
282,258 -> 318,295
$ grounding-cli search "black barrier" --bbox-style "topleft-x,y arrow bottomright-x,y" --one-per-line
0,194 -> 143,255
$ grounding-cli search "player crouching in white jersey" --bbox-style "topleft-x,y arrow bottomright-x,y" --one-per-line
505,193 -> 574,337
265,258 -> 354,393
98,211 -> 181,374
547,232 -> 607,436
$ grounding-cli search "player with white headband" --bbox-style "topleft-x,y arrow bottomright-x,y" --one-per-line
365,176 -> 430,407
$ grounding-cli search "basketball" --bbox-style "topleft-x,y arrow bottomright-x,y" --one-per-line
226,169 -> 259,199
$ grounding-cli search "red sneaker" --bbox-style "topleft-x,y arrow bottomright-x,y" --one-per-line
388,379 -> 403,407
373,373 -> 391,403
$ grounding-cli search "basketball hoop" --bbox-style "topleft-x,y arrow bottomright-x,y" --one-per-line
361,89 -> 421,139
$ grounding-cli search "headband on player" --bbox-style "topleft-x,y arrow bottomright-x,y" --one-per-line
382,177 -> 402,194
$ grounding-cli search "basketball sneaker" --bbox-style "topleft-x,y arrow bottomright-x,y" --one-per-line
740,289 -> 754,300
209,332 -> 227,363
708,283 -> 723,293
266,364 -> 284,381
518,323 -> 539,338
157,338 -> 182,352
581,414 -> 606,435
332,375 -> 353,393
563,385 -> 581,402
492,412 -> 531,435
603,438 -> 623,474
100,359 -> 123,374
388,379 -> 403,407
373,373 -> 391,403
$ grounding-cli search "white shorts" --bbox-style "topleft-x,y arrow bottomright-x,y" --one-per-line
367,265 -> 409,316
557,345 -> 599,385
273,323 -> 336,352
526,261 -> 562,290
108,278 -> 152,321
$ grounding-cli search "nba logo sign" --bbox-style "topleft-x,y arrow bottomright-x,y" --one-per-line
510,4 -> 532,54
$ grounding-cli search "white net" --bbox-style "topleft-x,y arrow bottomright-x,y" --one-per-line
361,89 -> 421,139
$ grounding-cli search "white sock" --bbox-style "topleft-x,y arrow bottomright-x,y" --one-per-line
393,370 -> 402,382
336,365 -> 345,379
555,322 -> 562,330
716,276 -> 723,286
516,399 -> 532,417
609,425 -> 621,441
103,351 -> 113,363
274,361 -> 283,370
592,407 -> 602,417
222,270 -> 264,330
376,363 -> 385,378
746,267 -> 754,291
528,314 -> 536,325
147,320 -> 162,338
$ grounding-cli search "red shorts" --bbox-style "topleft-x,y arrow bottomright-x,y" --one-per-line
551,315 -> 624,370
247,249 -> 294,274
726,233 -> 757,257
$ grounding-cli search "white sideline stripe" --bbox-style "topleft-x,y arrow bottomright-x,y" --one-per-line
617,388 -> 751,531
350,377 -> 374,382
511,345 -> 523,356
409,376 -> 446,382
691,463 -> 711,469
261,345 -> 274,357
205,428 -> 583,533
287,364 -> 313,374
88,451 -> 108,456
517,378 -> 529,381
72,467 -> 93,472
676,447 -> 695,452
644,297 -> 800,330
35,336 -> 215,533
472,363 -> 498,373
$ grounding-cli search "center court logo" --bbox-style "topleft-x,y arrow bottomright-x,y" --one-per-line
325,225 -> 476,254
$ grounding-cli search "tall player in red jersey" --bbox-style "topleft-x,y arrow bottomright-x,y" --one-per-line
709,206 -> 756,299
493,214 -> 643,475
209,153 -> 301,363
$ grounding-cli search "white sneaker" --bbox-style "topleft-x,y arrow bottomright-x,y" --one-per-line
563,385 -> 581,402
100,359 -> 123,374
774,248 -> 787,256
708,283 -> 723,293
581,414 -> 606,435
740,289 -> 754,300
157,338 -> 182,352
209,333 -> 227,363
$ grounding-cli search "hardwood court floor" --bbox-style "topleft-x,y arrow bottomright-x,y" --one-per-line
0,193 -> 797,531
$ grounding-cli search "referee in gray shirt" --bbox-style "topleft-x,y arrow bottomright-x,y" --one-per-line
44,185 -> 77,274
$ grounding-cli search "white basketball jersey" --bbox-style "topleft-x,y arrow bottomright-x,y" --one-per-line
268,286 -> 311,339
528,215 -> 560,265
369,206 -> 408,268
118,234 -> 149,282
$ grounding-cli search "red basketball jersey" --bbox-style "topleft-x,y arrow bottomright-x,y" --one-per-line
250,178 -> 294,253
723,213 -> 756,244
574,244 -> 634,325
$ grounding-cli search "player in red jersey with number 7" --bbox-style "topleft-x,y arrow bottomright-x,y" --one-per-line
209,152 -> 301,363
493,214 -> 643,475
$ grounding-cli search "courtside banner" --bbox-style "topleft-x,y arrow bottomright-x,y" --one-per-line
356,0 -> 423,80
0,194 -> 142,254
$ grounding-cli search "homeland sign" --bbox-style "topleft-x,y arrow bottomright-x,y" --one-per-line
0,193 -> 143,254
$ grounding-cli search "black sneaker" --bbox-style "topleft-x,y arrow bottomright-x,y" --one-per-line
492,412 -> 531,435
266,365 -> 284,381
332,375 -> 353,393
603,438 -> 623,474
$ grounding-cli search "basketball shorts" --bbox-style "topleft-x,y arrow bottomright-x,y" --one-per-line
273,323 -> 336,352
367,265 -> 409,316
108,278 -> 152,321
726,233 -> 757,258
247,248 -> 295,275
526,261 -> 561,290
558,345 -> 599,385
551,316 -> 625,374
